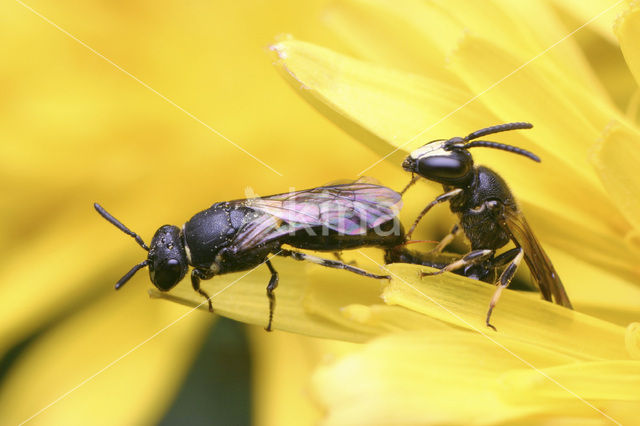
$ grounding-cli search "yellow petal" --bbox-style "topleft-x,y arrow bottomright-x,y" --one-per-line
312,330 -> 628,425
328,0 -> 605,95
270,38 -> 495,162
550,0 -> 627,42
448,33 -> 619,182
383,263 -> 634,360
546,247 -> 640,326
437,0 -> 608,96
499,360 -> 640,401
615,1 -> 640,88
323,0 -> 466,83
522,203 -> 640,286
340,303 -> 454,333
627,322 -> 640,359
0,289 -> 210,424
592,121 -> 640,231
152,258 -> 390,343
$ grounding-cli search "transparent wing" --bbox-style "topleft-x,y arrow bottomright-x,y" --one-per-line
229,214 -> 295,252
231,179 -> 402,251
243,179 -> 402,235
501,208 -> 573,308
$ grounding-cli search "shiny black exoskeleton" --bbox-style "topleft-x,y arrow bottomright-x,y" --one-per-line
95,179 -> 404,331
399,122 -> 572,330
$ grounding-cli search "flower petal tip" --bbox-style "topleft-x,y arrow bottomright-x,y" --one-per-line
625,322 -> 640,359
269,42 -> 286,59
443,28 -> 473,66
268,39 -> 314,91
269,35 -> 296,61
613,1 -> 640,35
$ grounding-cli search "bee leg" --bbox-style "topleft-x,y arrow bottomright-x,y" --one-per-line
191,268 -> 215,312
421,249 -> 493,277
279,249 -> 390,279
406,188 -> 463,240
400,174 -> 420,195
486,248 -> 523,331
430,223 -> 461,253
265,259 -> 279,332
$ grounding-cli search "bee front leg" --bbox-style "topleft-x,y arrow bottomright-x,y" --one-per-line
191,268 -> 215,312
406,188 -> 463,240
264,259 -> 279,332
486,248 -> 523,331
400,174 -> 420,195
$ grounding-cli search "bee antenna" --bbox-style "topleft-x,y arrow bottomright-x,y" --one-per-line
463,122 -> 533,141
114,259 -> 150,289
463,140 -> 541,162
94,203 -> 150,251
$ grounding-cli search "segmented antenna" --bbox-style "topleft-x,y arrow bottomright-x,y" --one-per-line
94,203 -> 150,251
458,122 -> 539,162
464,140 -> 540,162
115,260 -> 150,289
464,122 -> 533,141
94,203 -> 150,290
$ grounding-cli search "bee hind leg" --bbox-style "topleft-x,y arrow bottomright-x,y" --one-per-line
486,248 -> 523,331
420,249 -> 494,277
279,249 -> 389,279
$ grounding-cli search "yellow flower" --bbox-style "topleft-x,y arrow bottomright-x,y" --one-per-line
6,0 -> 640,425
263,0 -> 640,423
0,0 -> 365,424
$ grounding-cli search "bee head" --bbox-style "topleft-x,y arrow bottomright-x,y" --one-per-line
148,225 -> 189,291
403,122 -> 539,187
402,138 -> 474,186
94,203 -> 188,292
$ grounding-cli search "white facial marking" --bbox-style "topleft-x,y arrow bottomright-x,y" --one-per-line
409,140 -> 450,160
182,224 -> 192,264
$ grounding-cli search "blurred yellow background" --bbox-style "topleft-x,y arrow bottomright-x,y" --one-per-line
1,1 -> 415,424
5,1 -> 637,424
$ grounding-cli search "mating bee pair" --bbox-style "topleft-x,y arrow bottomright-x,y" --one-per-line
96,122 -> 572,331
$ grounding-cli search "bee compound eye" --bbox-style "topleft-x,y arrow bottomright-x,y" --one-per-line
151,258 -> 187,291
416,152 -> 471,182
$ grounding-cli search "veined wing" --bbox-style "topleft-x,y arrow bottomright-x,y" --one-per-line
229,180 -> 402,252
228,214 -> 293,252
242,180 -> 402,235
501,208 -> 573,308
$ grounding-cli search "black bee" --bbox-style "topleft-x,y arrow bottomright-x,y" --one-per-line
95,178 -> 404,331
399,122 -> 572,330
